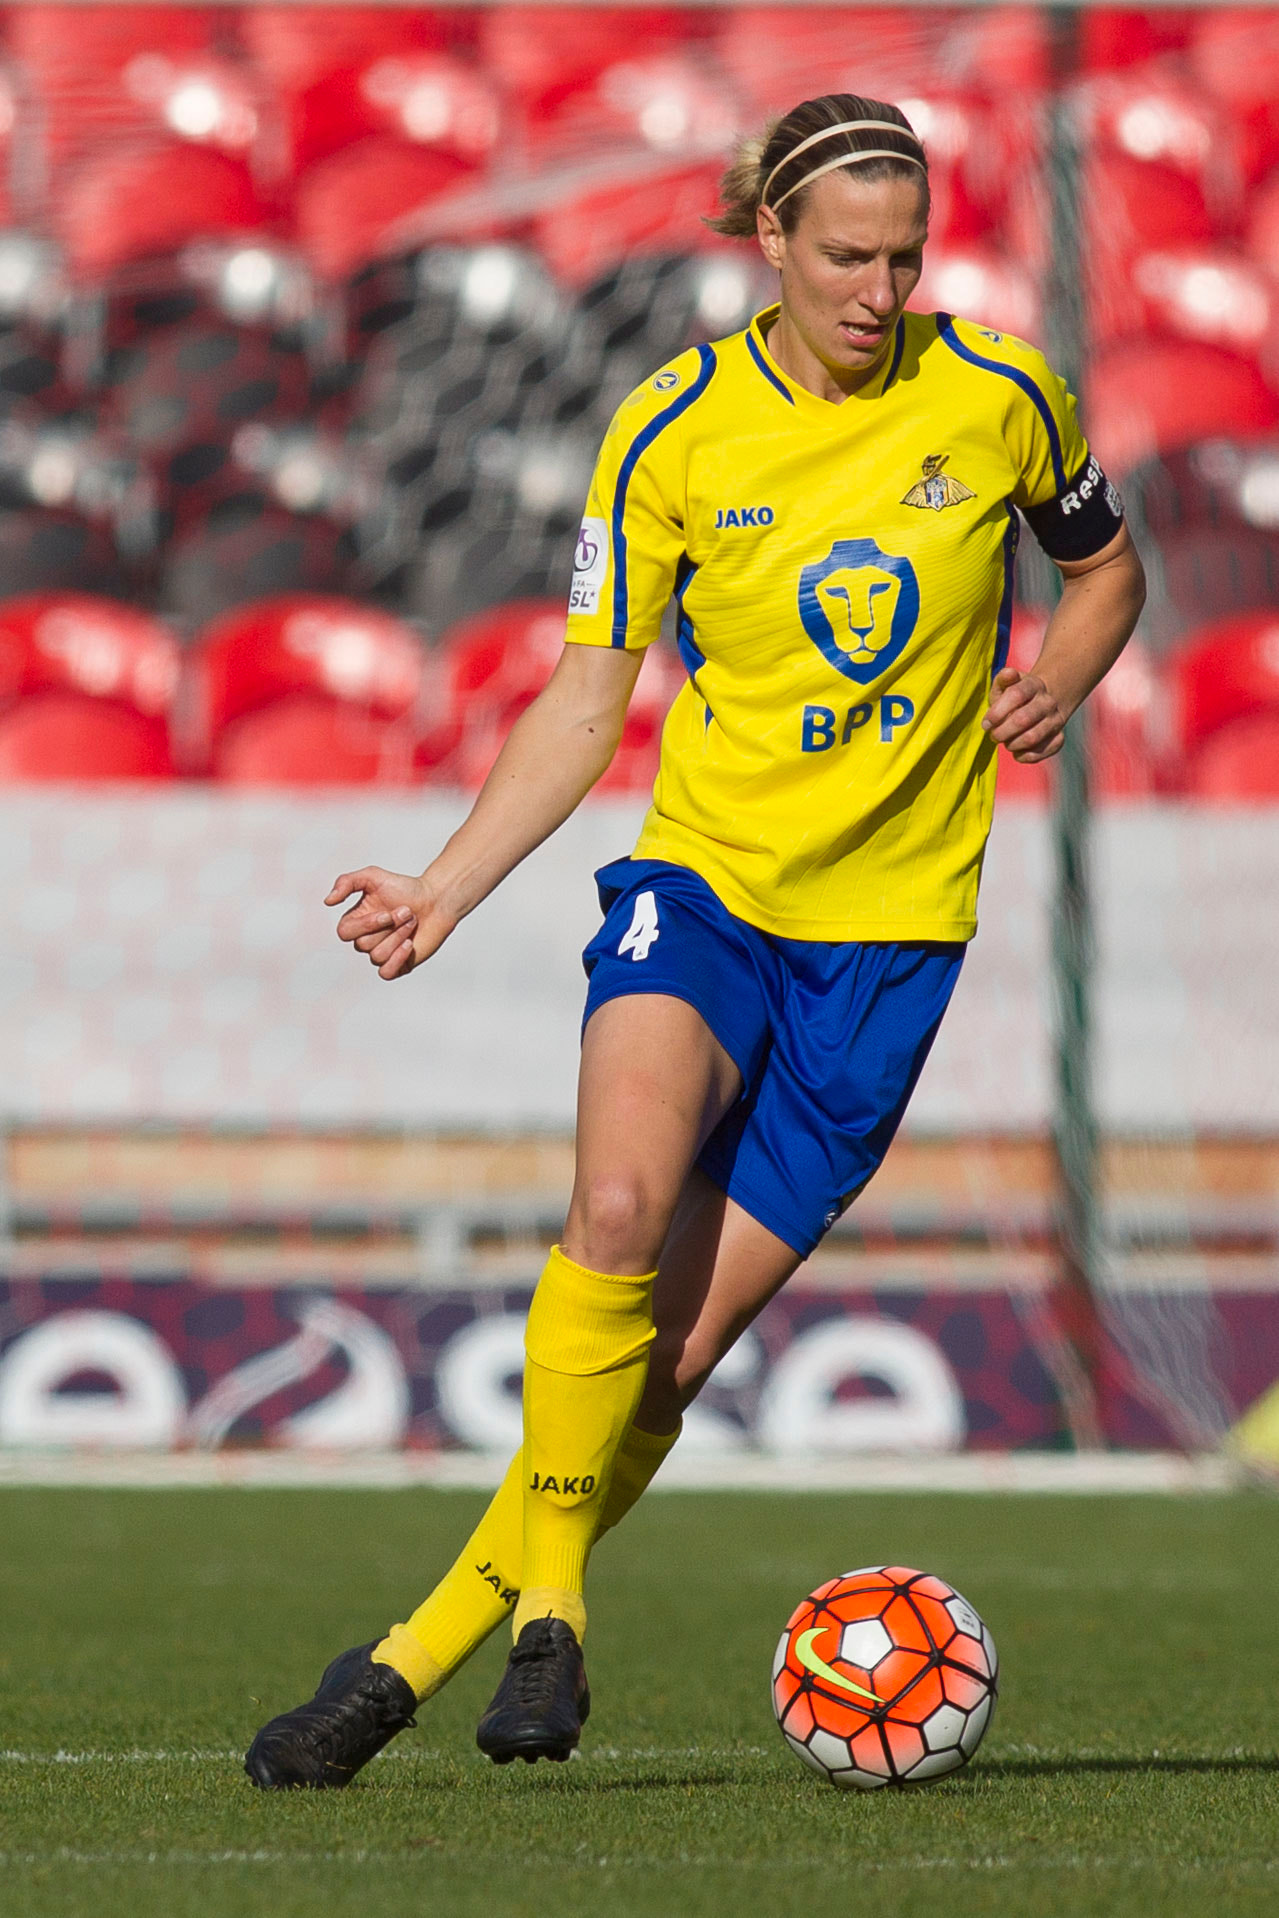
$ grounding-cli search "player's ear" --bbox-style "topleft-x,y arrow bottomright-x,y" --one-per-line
757,203 -> 785,272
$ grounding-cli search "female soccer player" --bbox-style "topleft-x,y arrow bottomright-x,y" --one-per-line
247,93 -> 1145,1787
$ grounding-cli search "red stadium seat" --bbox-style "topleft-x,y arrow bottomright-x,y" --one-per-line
242,0 -> 495,180
7,7 -> 217,70
521,56 -> 736,169
1191,12 -> 1279,188
120,51 -> 259,156
942,8 -> 1051,94
429,598 -> 567,779
6,7 -> 256,194
1182,713 -> 1279,800
910,246 -> 1040,341
1079,10 -> 1191,75
1167,611 -> 1279,756
994,747 -> 1052,804
721,6 -> 1049,104
1102,248 -> 1279,358
1086,340 -> 1279,475
295,137 -> 482,280
533,163 -> 729,286
292,54 -> 502,175
0,694 -> 174,781
479,7 -> 694,116
1237,114 -> 1279,197
55,145 -> 267,280
212,693 -> 421,786
241,7 -> 449,98
1247,172 -> 1279,277
0,593 -> 180,716
1191,8 -> 1279,114
430,597 -> 682,791
1084,156 -> 1216,336
717,8 -> 951,112
0,589 -> 179,783
895,96 -> 1003,245
186,593 -> 426,771
1079,68 -> 1232,192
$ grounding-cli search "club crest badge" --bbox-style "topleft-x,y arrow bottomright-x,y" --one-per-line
901,453 -> 977,511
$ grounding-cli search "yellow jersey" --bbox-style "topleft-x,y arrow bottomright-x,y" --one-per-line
565,304 -> 1116,941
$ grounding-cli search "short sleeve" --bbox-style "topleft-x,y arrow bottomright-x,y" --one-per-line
998,336 -> 1090,515
565,351 -> 705,652
998,334 -> 1126,562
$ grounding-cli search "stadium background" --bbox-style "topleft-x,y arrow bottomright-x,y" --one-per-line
0,0 -> 1275,1477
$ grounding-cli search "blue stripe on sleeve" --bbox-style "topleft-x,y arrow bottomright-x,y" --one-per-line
992,501 -> 1019,682
936,313 -> 1066,494
745,330 -> 795,407
611,344 -> 717,647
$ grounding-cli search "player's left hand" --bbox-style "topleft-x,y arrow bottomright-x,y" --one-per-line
982,667 -> 1067,763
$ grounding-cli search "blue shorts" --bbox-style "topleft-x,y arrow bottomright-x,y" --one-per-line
581,858 -> 964,1258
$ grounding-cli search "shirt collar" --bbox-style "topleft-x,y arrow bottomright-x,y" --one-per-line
747,305 -> 906,415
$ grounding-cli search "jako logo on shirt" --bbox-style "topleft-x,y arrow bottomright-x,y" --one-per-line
569,516 -> 609,615
715,506 -> 775,529
797,538 -> 920,685
618,890 -> 660,961
653,370 -> 680,391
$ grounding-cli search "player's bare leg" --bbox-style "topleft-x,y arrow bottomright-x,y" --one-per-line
639,1170 -> 803,1435
564,994 -> 744,1275
476,993 -> 741,1763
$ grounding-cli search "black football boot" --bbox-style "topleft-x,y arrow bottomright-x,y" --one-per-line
475,1617 -> 591,1764
245,1640 -> 417,1789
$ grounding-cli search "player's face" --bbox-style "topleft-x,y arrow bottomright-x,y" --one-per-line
759,172 -> 929,385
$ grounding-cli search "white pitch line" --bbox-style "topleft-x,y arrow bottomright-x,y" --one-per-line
0,1746 -> 774,1766
0,1749 -> 242,1764
0,1450 -> 1245,1493
0,1850 -> 1273,1874
6,1744 -> 1265,1769
0,1850 -> 373,1866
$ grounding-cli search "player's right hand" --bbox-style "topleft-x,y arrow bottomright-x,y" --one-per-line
325,866 -> 453,980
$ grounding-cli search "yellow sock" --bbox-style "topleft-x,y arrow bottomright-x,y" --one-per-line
512,1245 -> 656,1642
595,1419 -> 681,1540
371,1450 -> 523,1701
369,1417 -> 679,1699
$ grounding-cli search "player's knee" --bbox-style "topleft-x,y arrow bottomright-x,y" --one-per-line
568,1173 -> 660,1271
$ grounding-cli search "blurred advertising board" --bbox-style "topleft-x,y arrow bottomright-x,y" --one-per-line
1,1274 -> 1274,1456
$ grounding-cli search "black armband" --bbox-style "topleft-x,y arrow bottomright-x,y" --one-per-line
1023,452 -> 1125,562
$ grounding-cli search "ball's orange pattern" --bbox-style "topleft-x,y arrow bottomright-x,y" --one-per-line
772,1564 -> 998,1790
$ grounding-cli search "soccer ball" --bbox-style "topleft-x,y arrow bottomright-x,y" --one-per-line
772,1565 -> 997,1790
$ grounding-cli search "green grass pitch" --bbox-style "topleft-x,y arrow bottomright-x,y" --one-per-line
1,1486 -> 1276,1917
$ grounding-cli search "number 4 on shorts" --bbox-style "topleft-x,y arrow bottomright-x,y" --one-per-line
617,890 -> 660,962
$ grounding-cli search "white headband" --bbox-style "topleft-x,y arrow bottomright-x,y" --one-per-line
761,118 -> 926,212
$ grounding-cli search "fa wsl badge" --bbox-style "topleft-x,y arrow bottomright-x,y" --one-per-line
568,516 -> 608,613
902,453 -> 976,511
